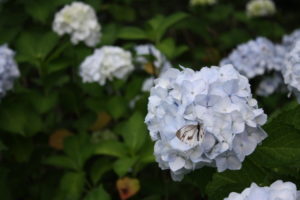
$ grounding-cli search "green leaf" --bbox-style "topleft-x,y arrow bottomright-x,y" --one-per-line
44,155 -> 77,170
107,96 -> 128,119
157,38 -> 188,59
0,100 -> 42,136
0,104 -> 27,135
59,171 -> 85,200
46,60 -> 70,74
149,12 -> 188,42
138,139 -> 155,164
16,32 -> 59,65
84,185 -> 111,200
24,111 -> 43,136
29,92 -> 58,114
206,159 -> 268,200
251,106 -> 300,167
121,112 -> 147,153
101,23 -> 119,45
25,1 -> 53,23
118,27 -> 148,40
64,134 -> 94,170
89,158 -> 113,184
113,157 -> 137,177
94,140 -> 129,158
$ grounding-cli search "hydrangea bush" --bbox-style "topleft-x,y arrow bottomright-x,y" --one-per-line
1,0 -> 300,200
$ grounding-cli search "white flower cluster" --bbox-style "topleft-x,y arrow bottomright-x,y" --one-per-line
246,0 -> 276,17
53,2 -> 101,47
220,37 -> 280,78
79,46 -> 134,85
225,180 -> 299,200
135,44 -> 172,92
145,64 -> 267,181
282,41 -> 300,102
190,0 -> 217,6
0,44 -> 20,98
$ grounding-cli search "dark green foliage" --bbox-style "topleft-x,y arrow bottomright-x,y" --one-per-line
0,0 -> 300,199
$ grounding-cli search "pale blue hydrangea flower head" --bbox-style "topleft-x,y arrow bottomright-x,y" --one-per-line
282,41 -> 300,102
145,64 -> 267,181
282,29 -> 300,52
224,180 -> 299,200
220,37 -> 279,78
0,44 -> 20,98
256,73 -> 283,96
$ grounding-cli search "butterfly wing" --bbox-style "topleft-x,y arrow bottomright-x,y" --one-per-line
176,124 -> 205,147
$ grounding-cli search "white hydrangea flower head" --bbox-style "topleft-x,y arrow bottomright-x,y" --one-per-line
0,44 -> 20,98
256,73 -> 283,96
79,46 -> 134,85
220,37 -> 279,78
224,180 -> 299,200
246,0 -> 276,17
52,2 -> 101,47
135,44 -> 172,92
282,41 -> 300,102
282,29 -> 300,52
145,64 -> 267,181
190,0 -> 217,6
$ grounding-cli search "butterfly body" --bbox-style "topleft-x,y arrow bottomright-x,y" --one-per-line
176,123 -> 205,147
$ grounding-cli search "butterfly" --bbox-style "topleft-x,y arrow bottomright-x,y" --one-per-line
176,123 -> 205,147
